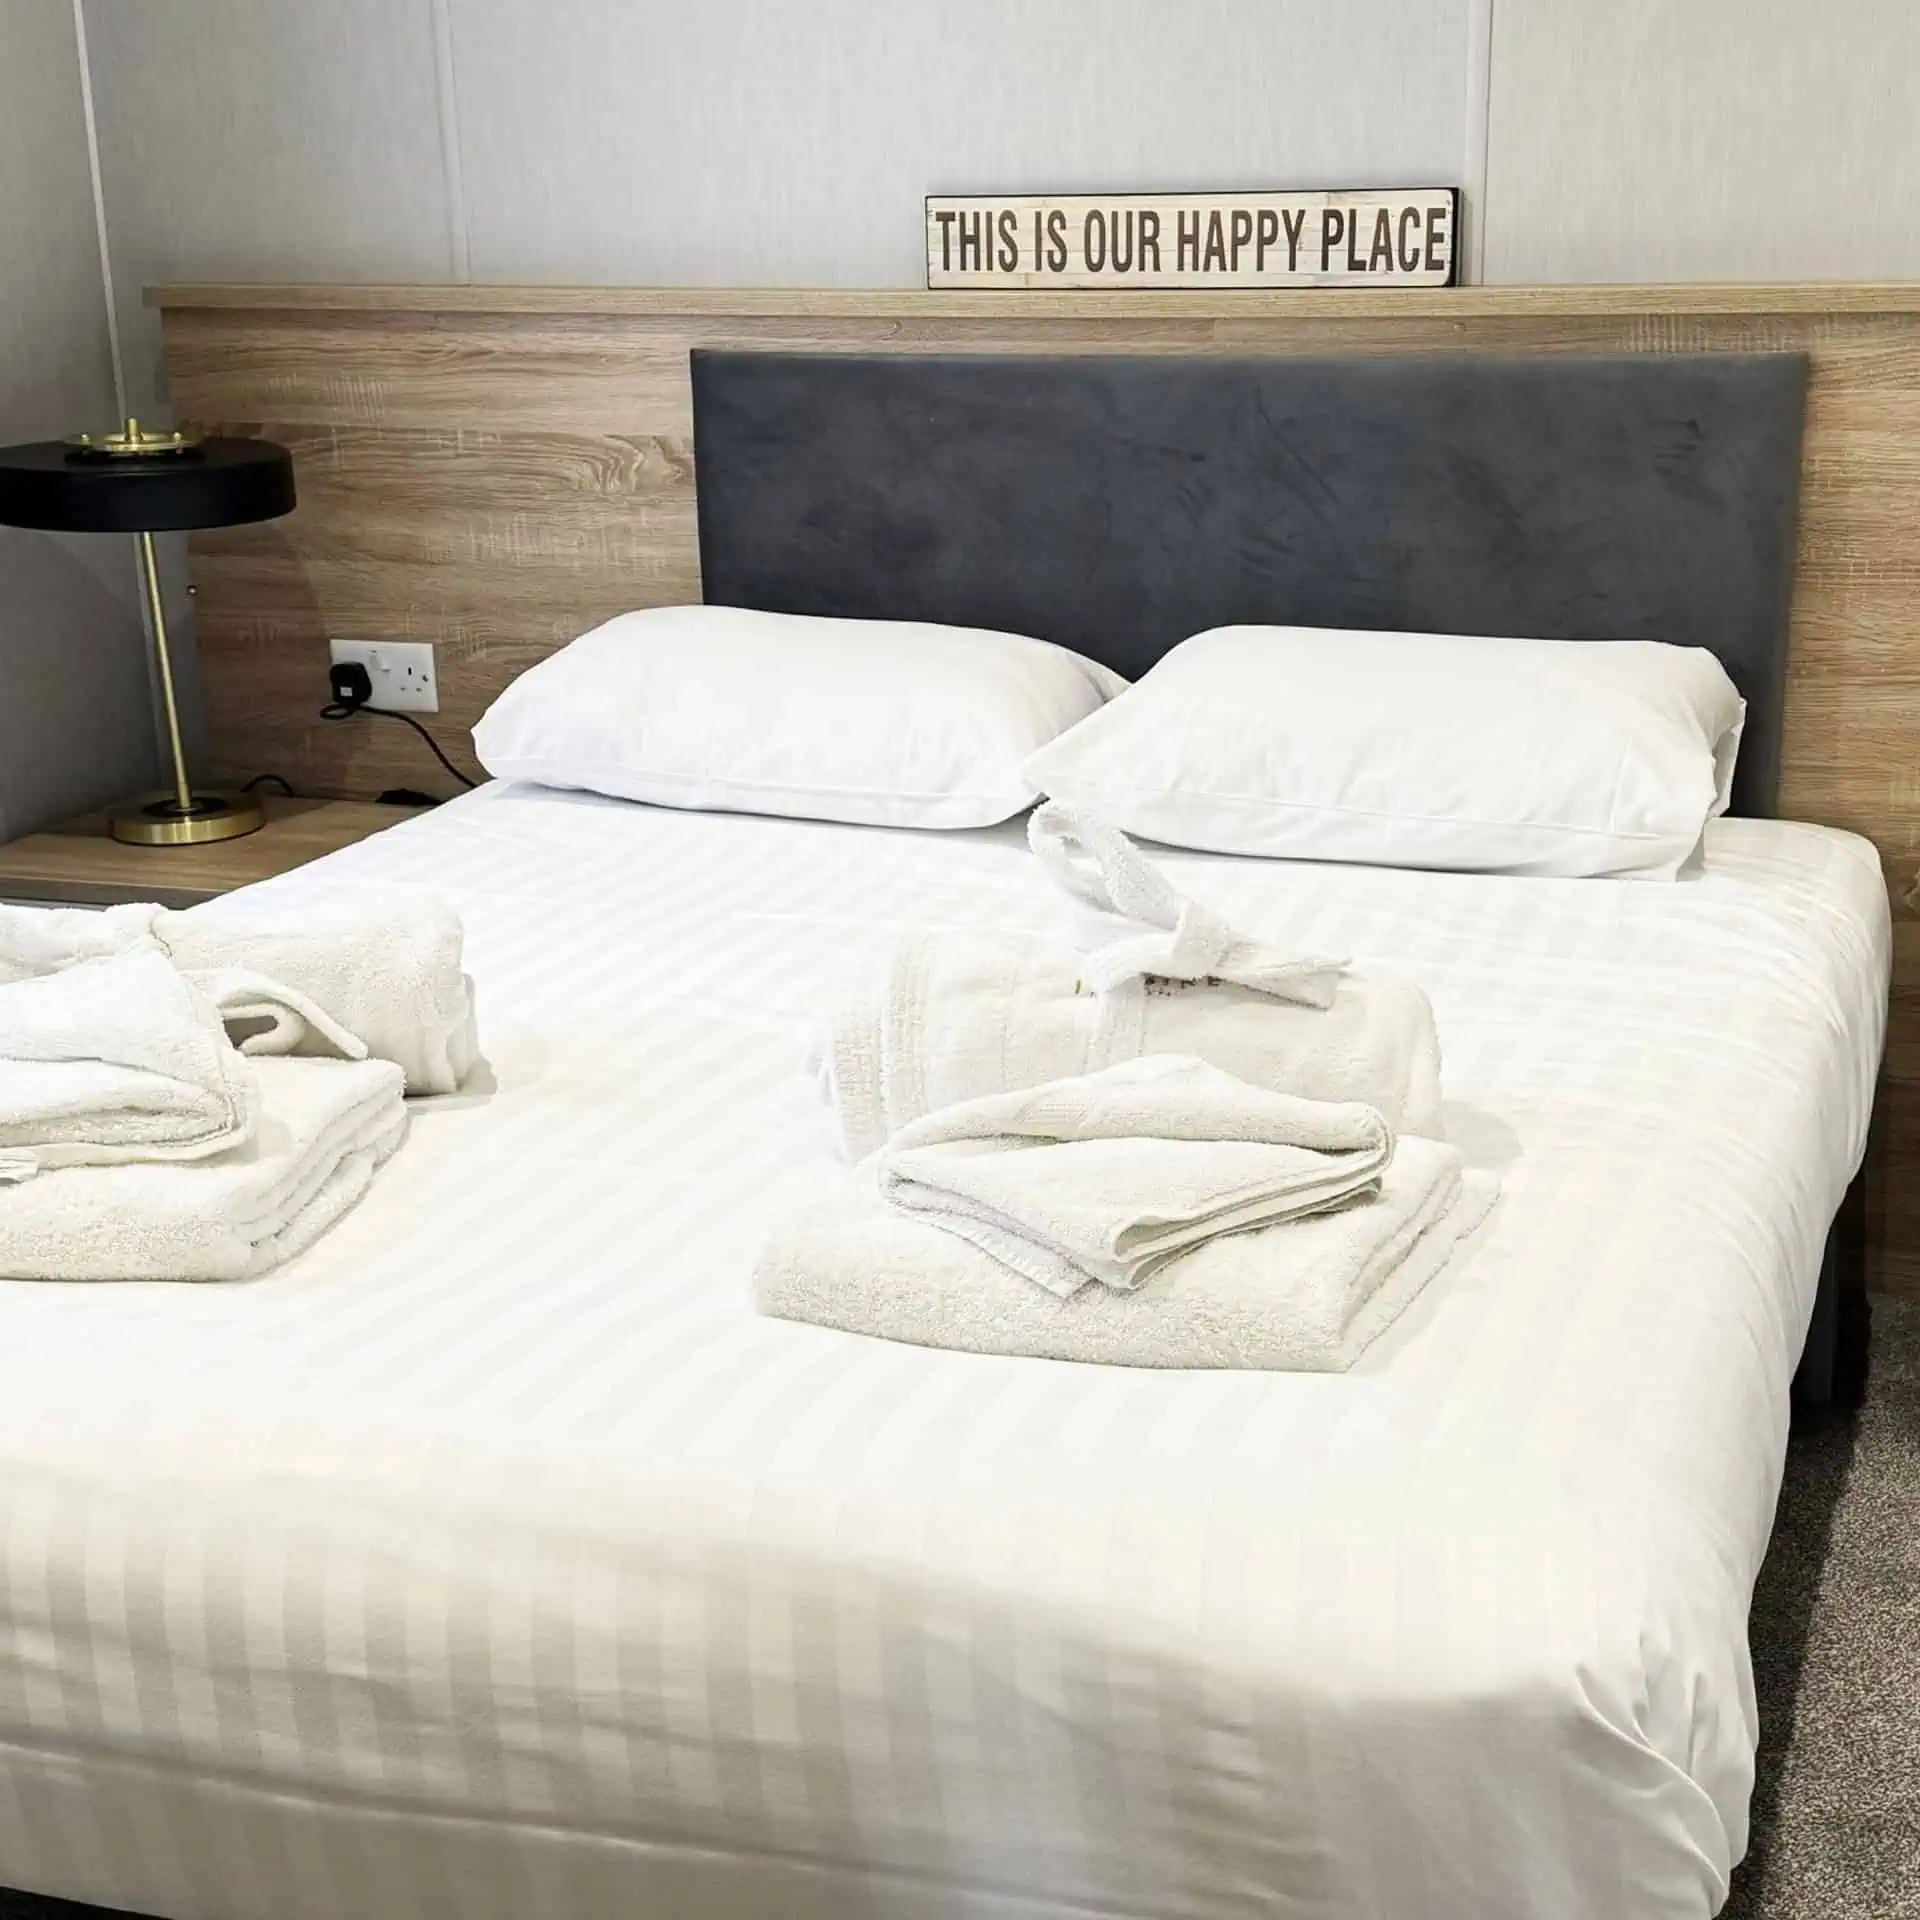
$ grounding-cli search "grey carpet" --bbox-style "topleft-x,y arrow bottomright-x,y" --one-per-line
3,1303 -> 1917,1920
1727,1294 -> 1920,1917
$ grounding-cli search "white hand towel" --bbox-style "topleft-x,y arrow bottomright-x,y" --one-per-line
0,952 -> 257,1181
755,1144 -> 1496,1373
187,966 -> 370,1065
821,930 -> 1444,1159
0,895 -> 478,1095
0,1055 -> 407,1281
1028,802 -> 1348,1004
878,1056 -> 1392,1296
156,897 -> 478,1095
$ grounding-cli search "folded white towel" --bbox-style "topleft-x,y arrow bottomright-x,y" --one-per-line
0,903 -> 160,983
1029,802 -> 1348,1004
0,895 -> 477,1095
186,965 -> 370,1065
878,1056 -> 1393,1296
0,1055 -> 407,1282
0,953 -> 258,1181
821,930 -> 1444,1159
159,896 -> 477,1094
755,1141 -> 1496,1372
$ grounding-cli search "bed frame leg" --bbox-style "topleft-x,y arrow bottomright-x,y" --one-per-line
1790,1169 -> 1870,1430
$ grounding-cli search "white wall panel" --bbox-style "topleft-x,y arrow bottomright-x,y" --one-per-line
449,0 -> 1473,286
1484,0 -> 1920,283
0,0 -> 153,839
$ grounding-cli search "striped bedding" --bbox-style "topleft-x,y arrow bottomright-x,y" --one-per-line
0,782 -> 1890,1920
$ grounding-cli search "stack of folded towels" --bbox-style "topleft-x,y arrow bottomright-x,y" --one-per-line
757,805 -> 1495,1371
0,894 -> 476,1282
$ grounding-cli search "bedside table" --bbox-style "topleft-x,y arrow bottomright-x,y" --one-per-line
0,796 -> 416,908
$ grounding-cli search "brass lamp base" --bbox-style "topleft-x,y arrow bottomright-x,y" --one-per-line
110,789 -> 265,847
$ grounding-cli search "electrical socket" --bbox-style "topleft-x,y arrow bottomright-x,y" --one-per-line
328,639 -> 438,714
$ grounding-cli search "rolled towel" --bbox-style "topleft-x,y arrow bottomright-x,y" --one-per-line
820,929 -> 1443,1159
159,897 -> 477,1095
0,952 -> 257,1182
756,1137 -> 1496,1373
189,966 -> 370,1065
0,896 -> 478,1096
877,1056 -> 1393,1296
0,1055 -> 407,1282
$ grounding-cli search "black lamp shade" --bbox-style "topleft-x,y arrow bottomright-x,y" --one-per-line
0,436 -> 295,533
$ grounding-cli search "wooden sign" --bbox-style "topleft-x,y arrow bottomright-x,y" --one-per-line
926,189 -> 1459,291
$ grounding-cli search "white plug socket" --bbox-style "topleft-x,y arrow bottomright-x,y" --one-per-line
329,639 -> 439,714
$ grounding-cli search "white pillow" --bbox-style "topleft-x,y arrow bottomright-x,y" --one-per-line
472,605 -> 1127,829
1021,625 -> 1746,879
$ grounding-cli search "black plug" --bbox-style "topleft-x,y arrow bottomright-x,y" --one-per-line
329,661 -> 373,709
318,667 -> 480,793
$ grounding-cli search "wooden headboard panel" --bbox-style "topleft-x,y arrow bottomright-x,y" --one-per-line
154,282 -> 1920,1286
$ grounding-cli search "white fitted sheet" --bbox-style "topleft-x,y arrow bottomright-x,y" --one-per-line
0,784 -> 1890,1920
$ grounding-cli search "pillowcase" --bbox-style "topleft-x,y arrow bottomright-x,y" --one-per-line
472,604 -> 1127,829
1020,624 -> 1746,879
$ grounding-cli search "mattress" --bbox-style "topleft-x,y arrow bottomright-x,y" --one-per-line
0,783 -> 1890,1920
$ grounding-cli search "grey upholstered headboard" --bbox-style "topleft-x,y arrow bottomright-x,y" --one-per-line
690,350 -> 1808,816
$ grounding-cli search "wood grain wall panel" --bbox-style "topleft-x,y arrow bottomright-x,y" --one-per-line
179,418 -> 702,796
154,283 -> 1920,1289
1871,1082 -> 1920,1294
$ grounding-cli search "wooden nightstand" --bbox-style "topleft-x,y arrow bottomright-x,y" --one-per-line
0,795 -> 415,908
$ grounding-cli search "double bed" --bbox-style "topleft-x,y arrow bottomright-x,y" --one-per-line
0,787 -> 1888,1918
0,334 -> 1895,1917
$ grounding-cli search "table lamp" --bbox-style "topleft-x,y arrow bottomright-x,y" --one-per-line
0,418 -> 295,845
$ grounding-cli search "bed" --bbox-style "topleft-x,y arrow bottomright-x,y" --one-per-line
0,347 -> 1893,1919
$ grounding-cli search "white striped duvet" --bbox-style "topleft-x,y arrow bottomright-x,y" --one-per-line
0,782 -> 1889,1920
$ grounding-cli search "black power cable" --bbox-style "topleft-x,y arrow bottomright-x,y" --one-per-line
321,661 -> 477,792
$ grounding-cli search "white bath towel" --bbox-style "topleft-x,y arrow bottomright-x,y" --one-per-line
821,930 -> 1444,1159
756,1141 -> 1496,1373
0,895 -> 477,1095
878,1056 -> 1393,1296
0,1055 -> 407,1282
0,953 -> 257,1181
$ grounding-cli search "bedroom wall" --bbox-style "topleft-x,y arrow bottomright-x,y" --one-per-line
33,0 -> 1920,798
80,0 -> 1920,332
80,0 -> 1482,417
0,0 -> 154,841
72,0 -> 1485,763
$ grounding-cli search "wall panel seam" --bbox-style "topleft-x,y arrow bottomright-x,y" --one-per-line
1463,0 -> 1495,285
71,0 -> 162,764
429,0 -> 472,283
70,0 -> 125,416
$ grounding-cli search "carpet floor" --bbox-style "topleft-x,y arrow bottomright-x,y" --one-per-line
4,1304 -> 1918,1920
1727,1294 -> 1920,1918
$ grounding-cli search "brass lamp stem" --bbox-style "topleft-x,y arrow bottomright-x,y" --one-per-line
135,528 -> 195,815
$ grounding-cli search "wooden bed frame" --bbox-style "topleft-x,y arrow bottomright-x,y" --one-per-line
150,281 -> 1920,1293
